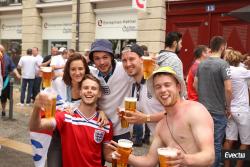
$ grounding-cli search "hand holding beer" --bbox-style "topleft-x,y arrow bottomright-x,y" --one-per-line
120,97 -> 137,128
34,88 -> 57,118
158,147 -> 179,167
142,56 -> 155,79
117,139 -> 133,167
41,67 -> 53,88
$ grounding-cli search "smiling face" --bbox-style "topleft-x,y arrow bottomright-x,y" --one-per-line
69,60 -> 86,84
121,51 -> 143,77
93,51 -> 112,75
153,73 -> 181,108
80,78 -> 101,105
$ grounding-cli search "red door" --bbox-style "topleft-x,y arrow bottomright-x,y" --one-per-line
166,0 -> 250,76
167,14 -> 210,76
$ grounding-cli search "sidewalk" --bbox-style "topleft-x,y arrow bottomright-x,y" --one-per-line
0,87 -> 35,167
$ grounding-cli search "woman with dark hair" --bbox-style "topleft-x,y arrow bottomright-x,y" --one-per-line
52,53 -> 89,101
49,53 -> 108,167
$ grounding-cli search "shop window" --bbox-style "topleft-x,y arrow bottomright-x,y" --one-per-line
39,0 -> 71,3
0,0 -> 22,6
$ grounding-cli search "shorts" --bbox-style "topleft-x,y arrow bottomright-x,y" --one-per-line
0,82 -> 10,103
226,112 -> 250,145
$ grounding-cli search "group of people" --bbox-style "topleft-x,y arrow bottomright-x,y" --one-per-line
27,32 -> 216,167
2,30 -> 249,166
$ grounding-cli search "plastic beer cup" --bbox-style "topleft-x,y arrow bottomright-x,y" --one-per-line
117,139 -> 133,167
120,97 -> 137,128
158,147 -> 178,167
43,88 -> 57,118
142,56 -> 155,79
41,67 -> 53,88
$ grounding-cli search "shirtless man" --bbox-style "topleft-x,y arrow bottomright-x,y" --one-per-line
113,66 -> 215,166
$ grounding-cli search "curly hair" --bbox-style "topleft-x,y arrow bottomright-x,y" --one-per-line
62,53 -> 90,86
224,49 -> 241,67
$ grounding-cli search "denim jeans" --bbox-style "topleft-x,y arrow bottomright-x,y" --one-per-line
211,112 -> 227,167
32,77 -> 42,100
20,78 -> 35,104
133,124 -> 143,143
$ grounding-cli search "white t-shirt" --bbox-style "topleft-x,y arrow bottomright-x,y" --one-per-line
91,62 -> 134,136
136,83 -> 165,134
230,66 -> 250,112
34,54 -> 43,76
50,55 -> 67,75
18,55 -> 37,79
52,77 -> 67,101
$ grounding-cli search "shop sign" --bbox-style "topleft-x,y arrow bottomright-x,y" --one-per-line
95,12 -> 137,39
42,15 -> 71,40
0,18 -> 22,39
132,0 -> 147,11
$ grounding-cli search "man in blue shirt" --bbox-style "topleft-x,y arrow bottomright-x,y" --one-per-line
0,44 -> 21,116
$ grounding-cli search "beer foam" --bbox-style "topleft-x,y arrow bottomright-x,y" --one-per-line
157,148 -> 177,157
124,97 -> 137,102
118,139 -> 133,148
142,56 -> 153,60
41,67 -> 52,72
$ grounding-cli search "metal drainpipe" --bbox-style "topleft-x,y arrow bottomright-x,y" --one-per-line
76,0 -> 80,51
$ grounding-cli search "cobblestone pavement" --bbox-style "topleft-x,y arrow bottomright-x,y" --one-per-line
0,87 -> 150,167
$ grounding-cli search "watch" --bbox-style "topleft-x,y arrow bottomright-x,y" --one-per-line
146,114 -> 151,122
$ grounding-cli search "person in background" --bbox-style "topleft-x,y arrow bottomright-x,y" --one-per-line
30,74 -> 113,167
0,44 -> 21,116
50,47 -> 68,77
17,48 -> 38,106
68,49 -> 75,57
187,45 -> 210,101
223,49 -> 250,167
41,47 -> 58,67
157,31 -> 186,97
141,45 -> 149,56
194,36 -> 232,167
32,47 -> 43,102
84,48 -> 93,66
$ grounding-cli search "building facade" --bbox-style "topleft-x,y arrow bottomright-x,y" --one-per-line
0,0 -> 249,75
0,0 -> 165,56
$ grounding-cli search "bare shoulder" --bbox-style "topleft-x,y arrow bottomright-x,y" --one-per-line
183,100 -> 212,121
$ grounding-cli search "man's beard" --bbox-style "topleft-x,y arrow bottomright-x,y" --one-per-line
175,46 -> 181,54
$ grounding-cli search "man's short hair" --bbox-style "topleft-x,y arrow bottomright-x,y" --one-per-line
193,45 -> 208,59
210,36 -> 226,52
165,32 -> 182,47
27,48 -> 32,55
81,74 -> 102,93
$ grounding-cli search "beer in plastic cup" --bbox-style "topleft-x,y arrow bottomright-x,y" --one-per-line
120,109 -> 129,128
117,139 -> 133,167
43,88 -> 57,118
120,97 -> 137,128
41,67 -> 53,88
124,97 -> 136,112
142,56 -> 155,79
157,147 -> 178,167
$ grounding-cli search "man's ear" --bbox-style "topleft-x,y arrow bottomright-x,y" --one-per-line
172,41 -> 177,49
